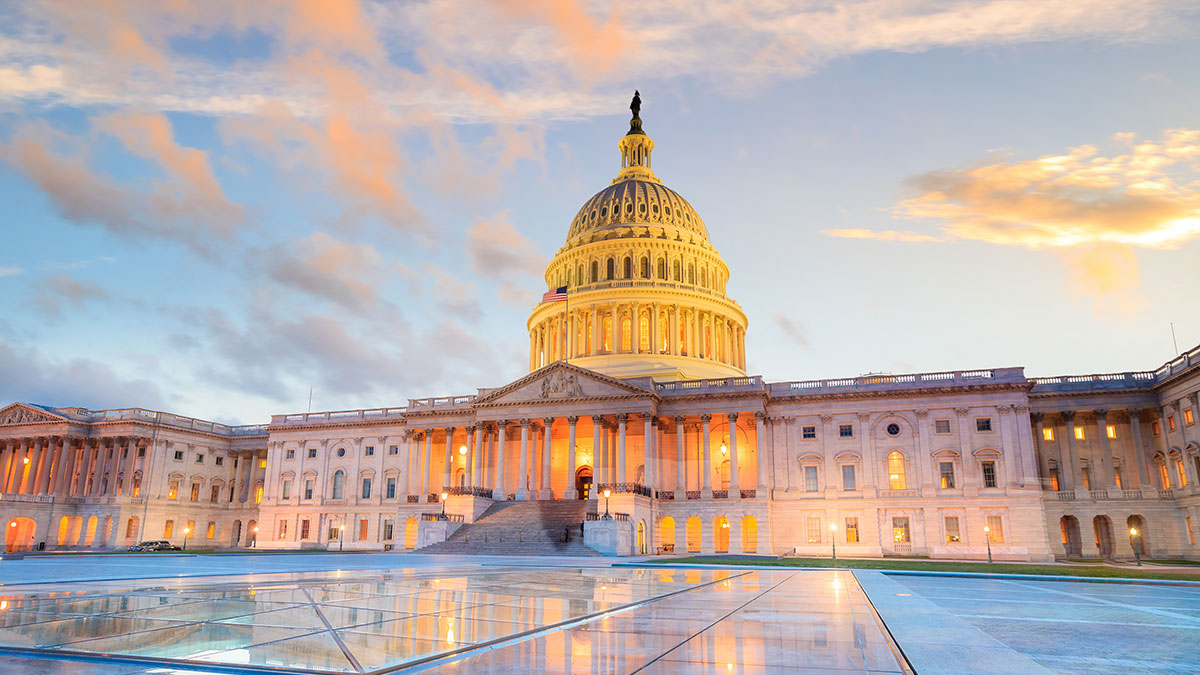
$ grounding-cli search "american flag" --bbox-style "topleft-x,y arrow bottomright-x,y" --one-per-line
541,286 -> 567,303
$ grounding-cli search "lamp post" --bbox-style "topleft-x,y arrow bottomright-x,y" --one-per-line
829,522 -> 838,561
602,488 -> 612,520
338,524 -> 345,552
252,526 -> 259,548
1130,527 -> 1142,566
182,527 -> 189,552
983,525 -> 992,563
439,491 -> 449,520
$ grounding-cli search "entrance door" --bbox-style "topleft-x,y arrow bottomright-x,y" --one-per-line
576,467 -> 593,500
1093,516 -> 1114,558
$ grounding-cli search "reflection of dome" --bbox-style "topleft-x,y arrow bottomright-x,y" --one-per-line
567,179 -> 708,243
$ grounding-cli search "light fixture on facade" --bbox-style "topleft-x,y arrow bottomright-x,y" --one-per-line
458,445 -> 467,456
720,444 -> 728,455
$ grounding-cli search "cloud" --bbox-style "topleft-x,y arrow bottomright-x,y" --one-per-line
776,314 -> 810,348
263,232 -> 386,310
31,275 -> 109,317
0,340 -> 165,410
824,228 -> 944,243
466,211 -> 545,281
0,117 -> 244,253
838,128 -> 1200,311
0,266 -> 22,278
423,264 -> 483,321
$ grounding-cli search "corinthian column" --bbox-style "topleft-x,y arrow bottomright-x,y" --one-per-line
701,414 -> 712,498
591,416 -> 602,499
675,416 -> 686,498
728,412 -> 741,499
616,414 -> 628,486
565,416 -> 579,499
541,417 -> 554,499
494,422 -> 508,500
517,420 -> 530,500
755,412 -> 767,495
442,427 -> 454,491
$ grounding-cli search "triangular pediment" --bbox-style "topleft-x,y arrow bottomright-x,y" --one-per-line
474,362 -> 657,407
0,402 -> 68,426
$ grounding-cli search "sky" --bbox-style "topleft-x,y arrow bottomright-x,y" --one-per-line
1,0 -> 1199,425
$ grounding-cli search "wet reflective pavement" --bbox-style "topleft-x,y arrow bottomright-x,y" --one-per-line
0,565 -> 907,674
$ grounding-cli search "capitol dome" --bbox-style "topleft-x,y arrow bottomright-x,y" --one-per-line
527,95 -> 748,381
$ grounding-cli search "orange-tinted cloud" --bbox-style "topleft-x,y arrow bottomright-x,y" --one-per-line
824,228 -> 944,243
264,232 -> 385,311
486,0 -> 630,79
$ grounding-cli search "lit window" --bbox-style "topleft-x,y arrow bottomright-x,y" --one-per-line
1187,516 -> 1195,546
206,521 -> 215,539
168,481 -> 179,500
1043,427 -> 1055,441
254,485 -> 263,503
210,485 -> 219,502
892,517 -> 910,543
1106,425 -> 1117,439
1185,409 -> 1195,425
802,426 -> 816,439
358,519 -> 369,540
1159,463 -> 1170,489
163,520 -> 174,538
945,516 -> 961,543
934,419 -> 951,434
887,451 -> 906,490
804,466 -> 818,492
986,515 -> 1004,543
1168,415 -> 1176,431
842,465 -> 856,491
1114,468 -> 1123,489
982,461 -> 997,489
1074,427 -> 1085,440
190,483 -> 200,502
806,517 -> 821,543
1152,421 -> 1161,436
1050,468 -> 1060,491
845,517 -> 859,543
1081,468 -> 1091,490
277,521 -> 287,539
839,424 -> 853,438
976,418 -> 992,432
940,462 -> 955,489
1177,459 -> 1188,488
186,520 -> 194,540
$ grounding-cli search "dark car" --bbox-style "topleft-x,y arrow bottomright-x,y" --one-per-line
129,540 -> 182,552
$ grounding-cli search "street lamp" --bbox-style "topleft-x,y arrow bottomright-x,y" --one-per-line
439,491 -> 449,520
602,488 -> 612,520
252,526 -> 259,548
983,525 -> 992,563
829,522 -> 838,561
338,524 -> 345,552
1130,527 -> 1142,566
182,527 -> 190,552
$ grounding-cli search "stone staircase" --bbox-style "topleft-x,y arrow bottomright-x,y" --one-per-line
416,500 -> 602,556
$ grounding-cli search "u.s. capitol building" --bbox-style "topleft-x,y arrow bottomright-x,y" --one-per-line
3,103 -> 1199,563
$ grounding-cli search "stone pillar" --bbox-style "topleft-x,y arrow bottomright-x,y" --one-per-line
20,437 -> 42,494
610,303 -> 620,353
674,416 -> 686,499
105,438 -> 126,497
728,413 -> 741,499
1032,413 -> 1050,487
541,417 -> 554,499
0,440 -> 12,493
494,422 -> 508,499
34,436 -> 55,495
1061,412 -> 1080,492
74,439 -> 92,497
566,416 -> 579,499
701,414 -> 713,498
755,412 -> 767,495
651,302 -> 660,354
1094,410 -> 1115,490
643,414 -> 654,492
474,423 -> 486,488
591,416 -> 603,499
670,306 -> 680,356
442,427 -> 455,491
422,431 -> 433,500
1127,410 -> 1151,488
517,420 -> 530,500
53,437 -> 74,496
631,302 -> 640,354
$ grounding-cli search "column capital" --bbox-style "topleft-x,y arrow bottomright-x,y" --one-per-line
591,414 -> 604,424
567,415 -> 579,425
1094,409 -> 1108,420
857,412 -> 871,422
954,408 -> 969,418
819,414 -> 833,424
1061,410 -> 1076,422
700,413 -> 712,423
673,415 -> 686,424
616,413 -> 628,423
542,416 -> 555,426
1188,392 -> 1198,406
1030,412 -> 1044,423
1127,407 -> 1142,419
1014,405 -> 1029,414
998,405 -> 1013,415
727,412 -> 739,423
754,411 -> 765,420
914,409 -> 929,419
520,418 -> 531,427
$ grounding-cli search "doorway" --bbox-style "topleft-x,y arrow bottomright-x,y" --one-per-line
575,466 -> 593,500
5,518 -> 36,553
1093,515 -> 1114,558
1060,516 -> 1082,557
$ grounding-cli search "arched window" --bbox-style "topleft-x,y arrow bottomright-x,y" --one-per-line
332,470 -> 345,499
657,258 -> 666,279
660,516 -> 675,552
887,451 -> 906,490
602,317 -> 612,352
686,516 -> 702,552
659,313 -> 668,353
623,257 -> 632,278
688,264 -> 695,284
741,516 -> 758,553
640,257 -> 649,278
621,315 -> 632,352
606,258 -> 615,280
577,264 -> 583,284
701,267 -> 707,287
591,261 -> 599,283
714,516 -> 730,553
639,315 -> 650,352
672,260 -> 681,281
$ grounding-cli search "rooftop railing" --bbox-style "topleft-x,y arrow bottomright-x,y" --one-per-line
407,395 -> 477,410
1031,343 -> 1199,392
68,408 -> 268,437
272,407 -> 408,426
761,368 -> 1023,397
655,376 -> 763,394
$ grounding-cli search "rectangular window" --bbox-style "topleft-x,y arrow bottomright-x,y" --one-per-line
1074,426 -> 1085,440
358,519 -> 369,540
986,515 -> 1004,542
1152,421 -> 1161,436
329,523 -> 340,540
173,450 -> 183,461
308,448 -> 317,458
1106,425 -> 1117,439
982,461 -> 997,488
228,485 -> 235,502
1042,427 -> 1055,441
278,521 -> 288,539
838,424 -> 853,438
259,459 -> 266,469
386,477 -> 396,499
1176,459 -> 1187,488
138,446 -> 145,457
215,456 -> 223,466
844,517 -> 859,543
389,445 -> 399,455
1187,516 -> 1195,546
300,519 -> 311,540
286,448 -> 295,460
1081,468 -> 1091,490
842,465 -> 856,491
210,485 -> 219,502
1186,409 -> 1195,426
304,479 -> 314,500
802,426 -> 816,439
163,520 -> 174,538
361,478 -> 372,499
185,521 -> 194,540
804,466 -> 818,492
806,516 -> 821,543
365,446 -> 375,456
976,418 -> 992,432
934,419 -> 951,434
1168,415 -> 1176,431
195,454 -> 204,464
1050,469 -> 1060,491
383,519 -> 394,540
940,462 -> 955,489
281,480 -> 292,500
206,521 -> 215,539
892,517 -> 910,544
944,516 -> 961,543
1114,468 -> 1123,489
190,483 -> 200,502
255,485 -> 263,503
168,481 -> 179,500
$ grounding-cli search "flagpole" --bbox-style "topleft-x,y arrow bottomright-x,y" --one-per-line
564,284 -> 570,365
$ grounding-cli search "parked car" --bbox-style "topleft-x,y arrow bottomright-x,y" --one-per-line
128,540 -> 181,552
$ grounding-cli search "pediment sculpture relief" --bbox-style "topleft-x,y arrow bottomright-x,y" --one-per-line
540,371 -> 584,399
0,405 -> 59,425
